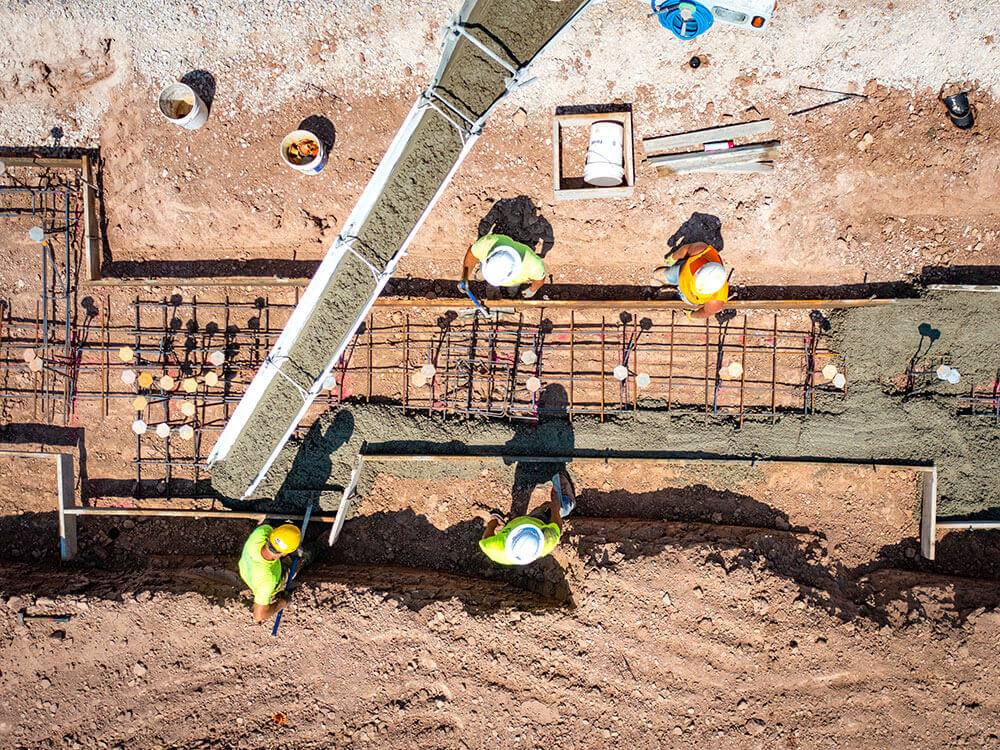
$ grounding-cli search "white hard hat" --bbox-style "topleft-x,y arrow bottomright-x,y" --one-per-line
504,523 -> 544,565
482,245 -> 521,287
694,262 -> 727,295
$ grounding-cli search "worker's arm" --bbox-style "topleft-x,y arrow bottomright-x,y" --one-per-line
521,279 -> 544,298
461,247 -> 479,282
548,494 -> 564,533
481,515 -> 501,539
252,594 -> 287,623
685,299 -> 725,320
667,241 -> 710,265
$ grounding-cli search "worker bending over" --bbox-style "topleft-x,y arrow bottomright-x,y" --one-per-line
480,471 -> 575,565
461,233 -> 546,299
238,523 -> 302,623
651,241 -> 729,319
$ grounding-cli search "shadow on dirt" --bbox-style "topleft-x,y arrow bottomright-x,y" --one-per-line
477,195 -> 554,258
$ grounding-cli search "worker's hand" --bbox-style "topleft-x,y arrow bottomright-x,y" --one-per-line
521,286 -> 538,299
457,279 -> 468,293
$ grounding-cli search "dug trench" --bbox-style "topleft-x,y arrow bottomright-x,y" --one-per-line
216,290 -> 1000,520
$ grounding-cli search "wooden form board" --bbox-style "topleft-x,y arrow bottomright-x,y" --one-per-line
81,155 -> 101,281
920,465 -> 937,560
642,119 -> 773,154
552,109 -> 635,201
650,141 -> 781,176
0,156 -> 83,170
0,449 -> 77,560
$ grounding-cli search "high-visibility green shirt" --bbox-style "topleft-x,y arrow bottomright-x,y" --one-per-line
470,234 -> 546,286
479,516 -> 561,566
238,525 -> 281,605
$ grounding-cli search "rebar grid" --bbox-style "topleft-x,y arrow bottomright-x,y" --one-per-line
956,369 -> 1000,426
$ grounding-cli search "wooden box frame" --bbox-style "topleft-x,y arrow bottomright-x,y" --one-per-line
552,108 -> 635,201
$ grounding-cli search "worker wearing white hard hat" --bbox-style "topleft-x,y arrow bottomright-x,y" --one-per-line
461,233 -> 547,299
479,471 -> 575,565
651,241 -> 730,319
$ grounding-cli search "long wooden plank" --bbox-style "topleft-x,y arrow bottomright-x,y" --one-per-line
650,140 -> 781,168
82,155 -> 101,281
0,155 -> 83,170
676,161 -> 775,175
920,466 -> 937,560
643,119 -> 773,153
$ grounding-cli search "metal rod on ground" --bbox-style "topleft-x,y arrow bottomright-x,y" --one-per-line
272,502 -> 314,636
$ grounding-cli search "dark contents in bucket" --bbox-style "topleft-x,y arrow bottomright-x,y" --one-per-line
288,138 -> 320,164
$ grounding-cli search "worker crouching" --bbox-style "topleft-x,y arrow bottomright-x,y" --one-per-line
462,233 -> 546,299
651,241 -> 729,319
479,471 -> 575,565
238,523 -> 307,623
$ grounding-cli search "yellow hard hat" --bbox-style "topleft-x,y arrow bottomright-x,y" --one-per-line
267,524 -> 301,554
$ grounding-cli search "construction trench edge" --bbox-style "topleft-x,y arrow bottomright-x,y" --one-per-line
212,291 -> 1000,520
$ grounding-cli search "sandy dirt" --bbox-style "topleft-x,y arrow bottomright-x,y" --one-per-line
2,0 -> 1000,747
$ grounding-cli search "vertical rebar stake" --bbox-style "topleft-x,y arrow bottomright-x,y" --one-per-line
600,316 -> 606,423
569,311 -> 575,421
703,318 -> 710,425
771,313 -> 778,423
667,310 -> 675,416
739,314 -> 747,428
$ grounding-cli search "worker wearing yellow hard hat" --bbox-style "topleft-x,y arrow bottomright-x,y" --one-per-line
237,523 -> 303,623
651,241 -> 730,319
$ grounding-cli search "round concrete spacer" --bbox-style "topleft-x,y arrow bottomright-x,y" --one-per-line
180,401 -> 196,417
420,364 -> 436,379
118,346 -> 135,363
208,350 -> 225,367
946,369 -> 961,384
121,369 -> 137,385
636,373 -> 651,388
322,375 -> 337,390
155,423 -> 171,439
521,351 -> 537,365
28,358 -> 43,372
132,395 -> 148,411
21,348 -> 36,363
178,424 -> 195,440
613,365 -> 629,381
832,373 -> 846,389
137,372 -> 154,389
935,364 -> 952,380
728,362 -> 744,378
182,377 -> 198,393
411,371 -> 427,388
28,226 -> 45,242
822,363 -> 838,379
204,371 -> 220,387
526,376 -> 542,392
131,419 -> 148,435
159,375 -> 175,391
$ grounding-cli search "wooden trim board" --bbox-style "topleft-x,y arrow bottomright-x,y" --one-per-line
920,465 -> 937,560
643,119 -> 773,153
0,156 -> 83,170
0,450 -> 77,560
82,155 -> 101,281
553,108 -> 635,201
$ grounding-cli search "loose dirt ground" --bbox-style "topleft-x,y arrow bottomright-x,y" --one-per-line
5,462 -> 1000,749
2,0 -> 1000,748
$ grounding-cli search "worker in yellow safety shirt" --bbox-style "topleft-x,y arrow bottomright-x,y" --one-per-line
238,523 -> 303,623
480,471 -> 575,565
650,241 -> 730,319
461,233 -> 546,299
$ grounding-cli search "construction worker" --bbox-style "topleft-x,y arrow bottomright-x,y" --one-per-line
238,523 -> 301,623
480,471 -> 575,565
461,233 -> 546,299
650,241 -> 729,319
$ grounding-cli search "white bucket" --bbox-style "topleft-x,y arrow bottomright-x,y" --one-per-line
157,82 -> 209,130
280,129 -> 328,175
584,121 -> 625,187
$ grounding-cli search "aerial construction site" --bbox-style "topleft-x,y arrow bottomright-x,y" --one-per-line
2,0 -> 1000,746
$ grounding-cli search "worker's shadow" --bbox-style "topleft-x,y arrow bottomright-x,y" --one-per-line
667,212 -> 724,253
503,383 -> 575,517
478,195 -> 555,258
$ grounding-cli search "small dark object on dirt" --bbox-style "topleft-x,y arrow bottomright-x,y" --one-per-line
941,91 -> 975,129
49,629 -> 66,640
689,56 -> 702,69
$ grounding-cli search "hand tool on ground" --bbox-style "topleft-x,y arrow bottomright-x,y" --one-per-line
17,612 -> 72,627
457,280 -> 491,317
272,503 -> 314,636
